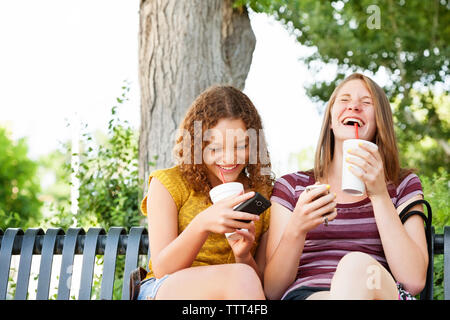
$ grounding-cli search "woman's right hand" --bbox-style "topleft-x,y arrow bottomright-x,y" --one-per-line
195,191 -> 260,235
291,184 -> 337,235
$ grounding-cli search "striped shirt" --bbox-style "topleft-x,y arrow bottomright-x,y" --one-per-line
270,171 -> 423,299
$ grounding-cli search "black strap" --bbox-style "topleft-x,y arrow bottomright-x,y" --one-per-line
399,199 -> 432,225
400,210 -> 428,225
398,198 -> 432,245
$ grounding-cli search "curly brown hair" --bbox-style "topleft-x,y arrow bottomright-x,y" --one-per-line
173,85 -> 274,197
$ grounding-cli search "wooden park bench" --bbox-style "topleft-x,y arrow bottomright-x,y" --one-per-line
1,224 -> 449,300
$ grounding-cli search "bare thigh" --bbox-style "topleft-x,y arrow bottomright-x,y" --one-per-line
308,252 -> 398,300
307,291 -> 330,300
155,263 -> 265,300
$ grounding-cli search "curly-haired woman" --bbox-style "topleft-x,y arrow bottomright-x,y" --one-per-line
137,86 -> 274,300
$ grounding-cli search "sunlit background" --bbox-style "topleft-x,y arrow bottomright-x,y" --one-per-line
0,1 -> 326,178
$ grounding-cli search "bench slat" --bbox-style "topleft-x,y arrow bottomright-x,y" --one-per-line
122,226 -> 147,300
0,228 -> 24,300
57,228 -> 85,300
78,228 -> 105,300
36,228 -> 65,300
100,227 -> 126,300
15,228 -> 44,300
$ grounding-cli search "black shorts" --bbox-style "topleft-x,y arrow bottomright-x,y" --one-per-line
282,286 -> 330,300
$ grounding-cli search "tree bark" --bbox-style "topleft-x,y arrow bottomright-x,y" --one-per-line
138,0 -> 256,189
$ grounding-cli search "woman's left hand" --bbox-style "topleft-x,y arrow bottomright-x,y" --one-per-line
227,221 -> 256,261
346,142 -> 388,198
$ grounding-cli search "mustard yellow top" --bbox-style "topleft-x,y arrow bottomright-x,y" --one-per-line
140,166 -> 271,279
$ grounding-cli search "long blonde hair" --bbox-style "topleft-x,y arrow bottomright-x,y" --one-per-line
314,73 -> 404,185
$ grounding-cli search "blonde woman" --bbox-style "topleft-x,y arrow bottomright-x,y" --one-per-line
264,73 -> 428,300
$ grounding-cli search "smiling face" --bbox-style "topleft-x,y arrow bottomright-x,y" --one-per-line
175,85 -> 274,195
203,118 -> 249,186
314,73 -> 401,184
330,79 -> 377,143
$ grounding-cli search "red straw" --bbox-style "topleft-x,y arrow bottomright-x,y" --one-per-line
219,168 -> 226,184
354,123 -> 359,139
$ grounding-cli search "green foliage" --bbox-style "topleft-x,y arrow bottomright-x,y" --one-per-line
240,0 -> 449,91
433,255 -> 445,300
75,106 -> 142,229
395,91 -> 449,177
43,83 -> 143,299
422,172 -> 449,234
38,148 -> 71,205
38,147 -> 72,225
0,127 -> 42,230
47,83 -> 143,231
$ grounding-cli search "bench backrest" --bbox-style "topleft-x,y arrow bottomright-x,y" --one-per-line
0,226 -> 449,300
0,227 -> 148,300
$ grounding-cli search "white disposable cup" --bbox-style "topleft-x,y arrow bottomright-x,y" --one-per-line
342,139 -> 378,196
209,182 -> 245,241
209,182 -> 244,203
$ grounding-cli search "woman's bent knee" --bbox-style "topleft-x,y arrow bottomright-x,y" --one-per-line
332,252 -> 379,292
229,263 -> 263,286
331,252 -> 397,299
230,263 -> 258,277
154,264 -> 263,299
225,264 -> 264,299
340,251 -> 375,263
337,252 -> 377,273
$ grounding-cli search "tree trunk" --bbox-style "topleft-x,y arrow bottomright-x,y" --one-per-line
138,0 -> 256,190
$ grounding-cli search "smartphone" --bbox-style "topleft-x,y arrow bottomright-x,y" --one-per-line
305,184 -> 334,216
233,192 -> 271,223
305,184 -> 329,192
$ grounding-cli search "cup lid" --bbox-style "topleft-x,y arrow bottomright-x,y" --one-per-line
343,138 -> 378,149
209,182 -> 244,201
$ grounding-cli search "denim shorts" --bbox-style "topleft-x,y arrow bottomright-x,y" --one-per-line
137,275 -> 170,300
